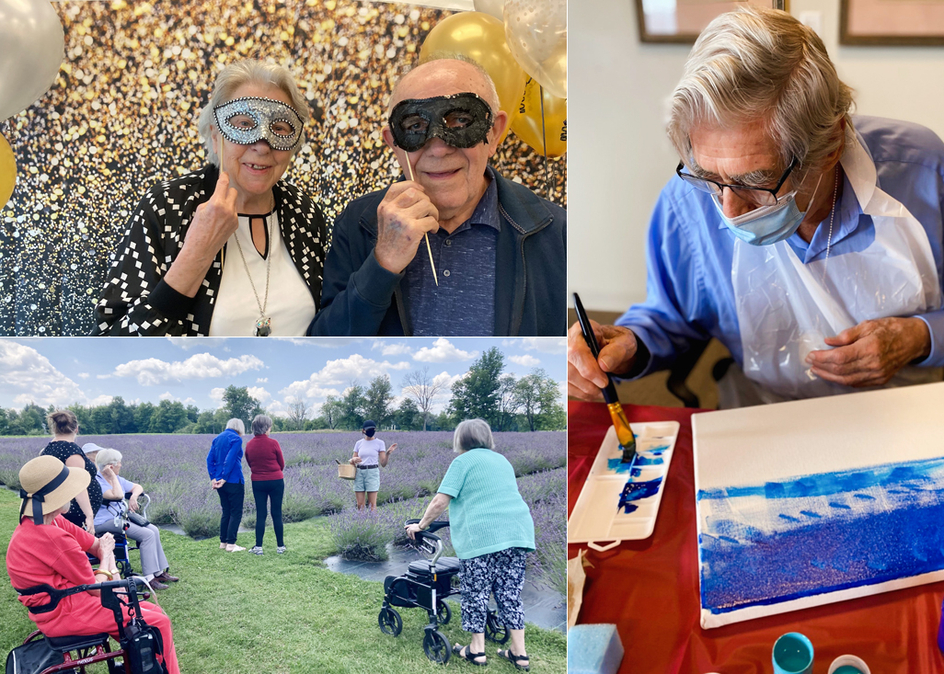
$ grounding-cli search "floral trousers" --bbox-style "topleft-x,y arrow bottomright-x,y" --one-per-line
459,547 -> 527,634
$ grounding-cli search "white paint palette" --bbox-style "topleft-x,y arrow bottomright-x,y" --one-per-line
568,421 -> 680,550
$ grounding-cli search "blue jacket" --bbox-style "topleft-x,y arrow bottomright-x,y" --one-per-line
207,428 -> 244,484
308,171 -> 567,336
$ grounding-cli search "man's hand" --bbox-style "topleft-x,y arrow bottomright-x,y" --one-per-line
568,321 -> 639,401
374,182 -> 440,274
806,317 -> 931,387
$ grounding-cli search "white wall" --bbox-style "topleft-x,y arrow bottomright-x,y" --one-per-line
569,0 -> 944,313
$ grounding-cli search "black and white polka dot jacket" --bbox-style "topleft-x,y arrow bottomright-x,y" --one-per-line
91,165 -> 327,335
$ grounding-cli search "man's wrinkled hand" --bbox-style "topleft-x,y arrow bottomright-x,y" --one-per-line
567,321 -> 639,401
806,317 -> 931,387
374,181 -> 440,274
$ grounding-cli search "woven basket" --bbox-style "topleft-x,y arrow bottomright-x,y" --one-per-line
337,462 -> 356,480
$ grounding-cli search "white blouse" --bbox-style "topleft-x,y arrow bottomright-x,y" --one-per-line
209,212 -> 316,336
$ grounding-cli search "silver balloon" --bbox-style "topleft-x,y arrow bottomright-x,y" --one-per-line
504,0 -> 567,100
0,0 -> 64,121
473,0 -> 505,21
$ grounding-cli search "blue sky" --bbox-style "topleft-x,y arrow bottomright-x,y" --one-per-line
0,337 -> 566,416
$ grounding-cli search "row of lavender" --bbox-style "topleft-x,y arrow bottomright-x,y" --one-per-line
0,431 -> 566,592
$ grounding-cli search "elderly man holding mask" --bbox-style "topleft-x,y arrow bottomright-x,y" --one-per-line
569,7 -> 944,407
309,57 -> 567,337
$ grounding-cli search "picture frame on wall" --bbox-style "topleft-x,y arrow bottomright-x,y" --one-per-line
840,0 -> 944,45
635,0 -> 788,44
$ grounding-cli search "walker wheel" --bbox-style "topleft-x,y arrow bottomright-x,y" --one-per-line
378,607 -> 402,636
435,599 -> 452,626
423,629 -> 450,665
485,610 -> 509,644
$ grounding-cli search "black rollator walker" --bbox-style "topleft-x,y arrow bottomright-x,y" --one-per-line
378,520 -> 509,665
6,577 -> 165,674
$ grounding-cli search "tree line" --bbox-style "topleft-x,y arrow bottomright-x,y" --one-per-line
2,348 -> 564,436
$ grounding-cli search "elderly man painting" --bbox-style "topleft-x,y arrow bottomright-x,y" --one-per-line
569,7 -> 944,408
308,57 -> 567,337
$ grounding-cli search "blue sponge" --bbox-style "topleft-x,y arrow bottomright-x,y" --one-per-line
567,624 -> 624,674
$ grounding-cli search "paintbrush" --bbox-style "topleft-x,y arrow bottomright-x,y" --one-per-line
573,292 -> 637,463
402,153 -> 438,286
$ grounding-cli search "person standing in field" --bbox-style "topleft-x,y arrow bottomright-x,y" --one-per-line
244,414 -> 286,555
349,420 -> 396,511
207,418 -> 246,552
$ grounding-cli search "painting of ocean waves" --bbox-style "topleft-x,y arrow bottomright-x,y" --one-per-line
697,456 -> 944,616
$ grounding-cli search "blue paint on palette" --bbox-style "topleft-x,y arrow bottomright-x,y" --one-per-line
698,456 -> 944,615
618,478 -> 662,512
607,458 -> 633,474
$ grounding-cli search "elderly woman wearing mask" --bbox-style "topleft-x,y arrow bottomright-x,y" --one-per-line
94,447 -> 178,590
93,58 -> 327,336
406,419 -> 535,670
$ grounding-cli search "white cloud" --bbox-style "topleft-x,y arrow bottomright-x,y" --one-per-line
106,353 -> 264,386
209,388 -> 225,408
88,395 -> 114,407
371,341 -> 413,356
509,354 -> 541,367
247,386 -> 271,404
279,353 -> 410,403
77,372 -> 90,379
503,337 -> 566,354
158,392 -> 174,401
0,342 -> 89,409
256,377 -> 268,383
413,338 -> 477,363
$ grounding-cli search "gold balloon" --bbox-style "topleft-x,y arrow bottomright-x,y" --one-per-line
503,0 -> 566,99
0,132 -> 15,208
420,11 -> 526,139
510,78 -> 566,158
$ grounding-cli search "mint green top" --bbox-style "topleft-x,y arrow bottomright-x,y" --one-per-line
437,447 -> 535,560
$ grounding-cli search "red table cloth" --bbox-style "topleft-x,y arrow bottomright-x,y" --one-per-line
568,400 -> 944,674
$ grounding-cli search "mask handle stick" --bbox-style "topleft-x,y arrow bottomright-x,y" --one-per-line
404,153 -> 439,287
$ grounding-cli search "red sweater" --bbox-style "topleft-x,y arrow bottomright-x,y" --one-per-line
244,435 -> 285,481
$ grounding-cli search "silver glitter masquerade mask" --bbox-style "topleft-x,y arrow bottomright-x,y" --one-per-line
213,96 -> 304,152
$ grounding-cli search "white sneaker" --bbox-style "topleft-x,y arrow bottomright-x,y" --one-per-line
277,546 -> 286,554
219,542 -> 227,549
250,546 -> 264,555
226,544 -> 246,552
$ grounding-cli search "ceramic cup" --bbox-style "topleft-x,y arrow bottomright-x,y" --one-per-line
828,654 -> 871,674
772,632 -> 814,674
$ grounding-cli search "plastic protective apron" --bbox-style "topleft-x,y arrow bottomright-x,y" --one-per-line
731,127 -> 942,401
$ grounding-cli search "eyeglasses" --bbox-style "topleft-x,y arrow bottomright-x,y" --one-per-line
675,156 -> 798,207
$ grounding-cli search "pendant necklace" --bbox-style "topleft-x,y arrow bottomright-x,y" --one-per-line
233,213 -> 273,336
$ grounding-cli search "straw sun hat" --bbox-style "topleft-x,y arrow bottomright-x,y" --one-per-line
18,456 -> 90,525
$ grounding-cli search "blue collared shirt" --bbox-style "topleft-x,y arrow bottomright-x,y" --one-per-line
403,167 -> 500,336
619,116 -> 944,376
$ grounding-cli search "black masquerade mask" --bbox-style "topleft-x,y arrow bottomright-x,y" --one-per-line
388,92 -> 493,153
214,96 -> 304,152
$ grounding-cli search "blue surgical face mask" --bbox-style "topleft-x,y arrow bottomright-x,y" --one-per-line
712,174 -> 823,246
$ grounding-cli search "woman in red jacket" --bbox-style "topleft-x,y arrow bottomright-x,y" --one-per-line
7,456 -> 180,674
244,414 -> 286,555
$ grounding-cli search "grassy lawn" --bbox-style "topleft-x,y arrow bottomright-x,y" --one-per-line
0,488 -> 566,673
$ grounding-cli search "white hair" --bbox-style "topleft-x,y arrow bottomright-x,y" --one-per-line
226,418 -> 246,435
668,6 -> 853,179
95,448 -> 123,470
197,58 -> 310,166
452,419 -> 495,453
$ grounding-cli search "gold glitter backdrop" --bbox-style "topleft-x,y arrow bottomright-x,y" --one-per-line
0,0 -> 566,336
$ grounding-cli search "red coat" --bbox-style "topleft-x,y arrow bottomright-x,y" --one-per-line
245,435 -> 285,481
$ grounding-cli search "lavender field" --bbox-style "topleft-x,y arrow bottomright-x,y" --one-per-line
0,431 -> 566,594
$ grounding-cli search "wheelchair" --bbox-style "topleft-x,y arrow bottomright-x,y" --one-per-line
378,520 -> 509,665
88,494 -> 152,579
6,577 -> 165,674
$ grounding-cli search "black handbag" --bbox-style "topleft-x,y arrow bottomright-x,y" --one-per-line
127,511 -> 150,528
5,638 -> 64,674
121,620 -> 166,674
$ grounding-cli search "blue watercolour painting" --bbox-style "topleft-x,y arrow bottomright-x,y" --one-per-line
697,456 -> 944,623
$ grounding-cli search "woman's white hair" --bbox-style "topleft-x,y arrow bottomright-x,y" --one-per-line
226,418 -> 246,435
668,6 -> 853,180
452,419 -> 495,453
95,448 -> 123,469
251,414 -> 273,436
198,58 -> 310,166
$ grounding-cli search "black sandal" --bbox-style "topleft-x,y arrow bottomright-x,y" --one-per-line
497,649 -> 530,671
453,644 -> 488,666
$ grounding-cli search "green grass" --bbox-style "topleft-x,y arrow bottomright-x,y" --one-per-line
0,489 -> 566,673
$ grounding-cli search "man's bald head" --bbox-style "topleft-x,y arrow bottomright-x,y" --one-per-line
388,58 -> 501,116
